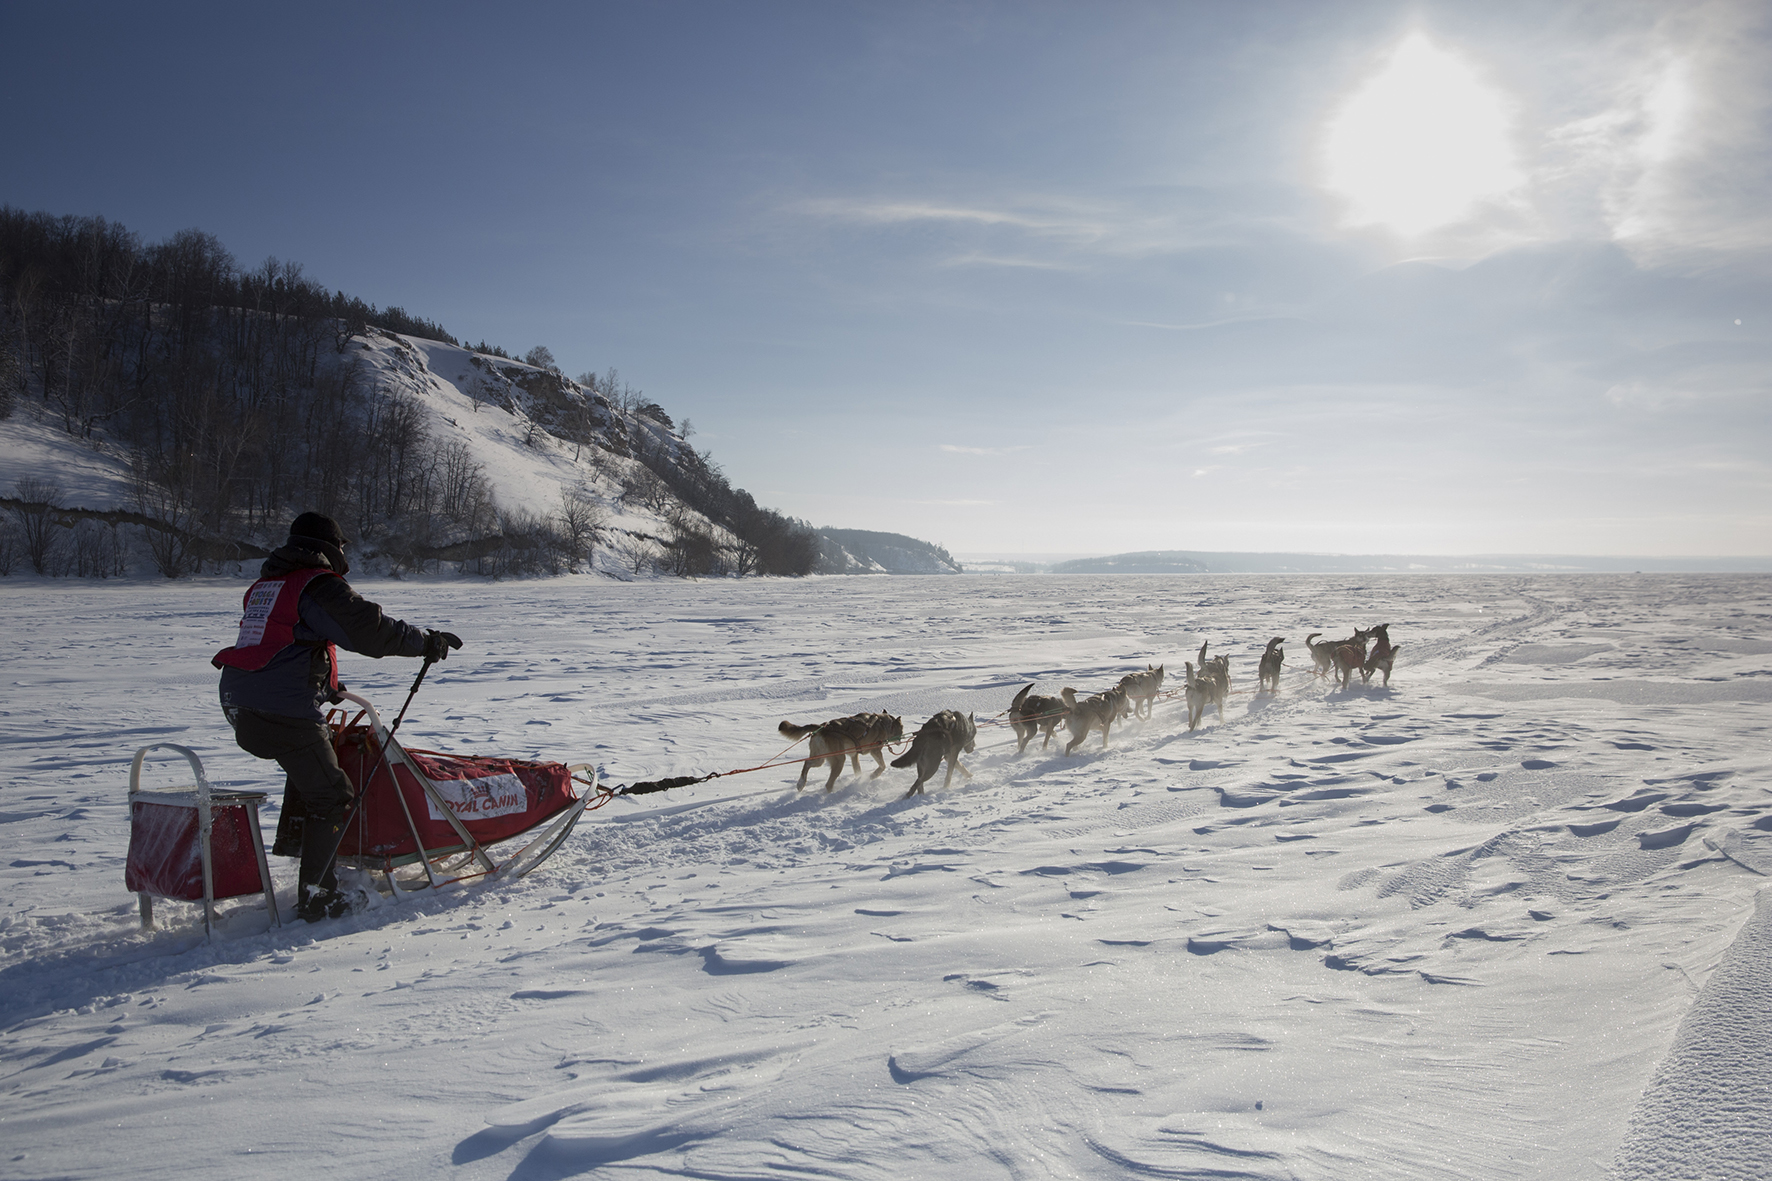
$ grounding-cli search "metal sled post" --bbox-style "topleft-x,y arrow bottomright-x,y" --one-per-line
127,744 -> 282,939
336,684 -> 499,879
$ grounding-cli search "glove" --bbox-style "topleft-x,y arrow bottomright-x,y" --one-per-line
424,630 -> 463,662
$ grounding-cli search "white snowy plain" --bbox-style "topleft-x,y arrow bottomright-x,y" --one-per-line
2,572 -> 1770,1180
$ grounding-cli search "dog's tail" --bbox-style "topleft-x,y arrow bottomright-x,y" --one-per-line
1010,683 -> 1033,715
778,720 -> 822,740
890,737 -> 920,769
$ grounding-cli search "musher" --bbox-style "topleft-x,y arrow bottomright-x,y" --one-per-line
214,512 -> 461,921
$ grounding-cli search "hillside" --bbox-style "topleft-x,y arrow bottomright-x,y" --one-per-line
0,208 -> 940,580
814,528 -> 962,575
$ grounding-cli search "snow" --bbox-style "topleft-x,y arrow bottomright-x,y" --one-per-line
2,572 -> 1770,1179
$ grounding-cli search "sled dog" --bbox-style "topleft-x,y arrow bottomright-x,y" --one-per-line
1306,629 -> 1370,680
1185,642 -> 1231,729
1008,684 -> 1068,754
1117,665 -> 1166,719
778,712 -> 905,791
1257,638 -> 1285,694
1183,662 -> 1210,730
1060,685 -> 1127,754
1362,624 -> 1398,686
891,710 -> 976,796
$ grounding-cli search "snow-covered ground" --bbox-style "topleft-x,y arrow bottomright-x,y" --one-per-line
2,572 -> 1769,1179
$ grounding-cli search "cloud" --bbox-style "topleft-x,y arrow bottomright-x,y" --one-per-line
939,444 -> 1026,456
797,198 -> 1111,244
940,253 -> 1075,271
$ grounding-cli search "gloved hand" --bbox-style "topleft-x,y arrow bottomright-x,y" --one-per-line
424,630 -> 463,662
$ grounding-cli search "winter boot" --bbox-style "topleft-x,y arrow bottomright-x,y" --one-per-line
297,885 -> 352,922
296,804 -> 350,906
271,798 -> 306,858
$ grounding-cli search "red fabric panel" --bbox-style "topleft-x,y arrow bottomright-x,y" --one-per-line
125,799 -> 266,900
329,726 -> 579,863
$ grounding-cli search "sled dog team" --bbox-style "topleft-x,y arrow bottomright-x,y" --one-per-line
778,625 -> 1399,798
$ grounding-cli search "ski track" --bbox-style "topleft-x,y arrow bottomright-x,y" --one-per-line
0,573 -> 1769,1180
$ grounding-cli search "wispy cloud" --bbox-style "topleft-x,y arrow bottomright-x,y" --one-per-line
939,444 -> 1027,456
940,253 -> 1075,271
798,198 -> 1111,243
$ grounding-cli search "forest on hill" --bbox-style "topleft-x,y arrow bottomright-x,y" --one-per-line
0,207 -> 832,578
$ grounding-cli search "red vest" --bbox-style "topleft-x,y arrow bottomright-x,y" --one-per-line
212,568 -> 340,690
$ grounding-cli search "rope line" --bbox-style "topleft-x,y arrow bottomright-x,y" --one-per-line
593,661 -> 1366,803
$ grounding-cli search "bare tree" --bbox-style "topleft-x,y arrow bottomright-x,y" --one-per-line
10,478 -> 64,574
131,463 -> 202,578
524,345 -> 558,372
622,465 -> 672,514
557,486 -> 608,569
614,533 -> 658,575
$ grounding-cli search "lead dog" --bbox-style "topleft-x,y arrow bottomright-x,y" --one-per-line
1008,683 -> 1068,753
778,712 -> 905,791
891,710 -> 976,796
1306,629 -> 1370,680
1061,685 -> 1127,754
1116,664 -> 1166,719
1257,637 -> 1285,693
1362,623 -> 1398,686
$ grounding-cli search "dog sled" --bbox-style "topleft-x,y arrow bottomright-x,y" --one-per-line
322,690 -> 597,893
126,689 -> 599,936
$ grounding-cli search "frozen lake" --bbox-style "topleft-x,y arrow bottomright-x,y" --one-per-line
2,572 -> 1769,1179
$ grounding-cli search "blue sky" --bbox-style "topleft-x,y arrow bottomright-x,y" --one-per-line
5,1 -> 1768,555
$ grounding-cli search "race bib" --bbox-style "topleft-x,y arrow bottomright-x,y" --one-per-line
234,579 -> 285,647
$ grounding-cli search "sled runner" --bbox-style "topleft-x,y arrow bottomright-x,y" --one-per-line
126,743 -> 282,940
324,691 -> 597,892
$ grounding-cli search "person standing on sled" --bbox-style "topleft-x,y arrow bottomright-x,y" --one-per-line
214,513 -> 461,921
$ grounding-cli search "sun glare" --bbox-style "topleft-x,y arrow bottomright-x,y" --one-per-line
1324,33 -> 1523,236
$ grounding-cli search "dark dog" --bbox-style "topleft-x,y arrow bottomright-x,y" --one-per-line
1362,623 -> 1398,686
1060,685 -> 1127,754
1307,629 -> 1370,681
1186,641 -> 1231,728
1257,637 -> 1285,693
891,710 -> 976,796
778,712 -> 905,791
1116,664 -> 1166,719
1008,684 -> 1068,753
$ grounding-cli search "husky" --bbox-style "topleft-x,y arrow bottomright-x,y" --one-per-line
1116,664 -> 1166,719
891,710 -> 976,796
778,712 -> 905,791
1306,629 -> 1370,680
1008,684 -> 1068,754
1331,641 -> 1365,689
1185,642 -> 1231,730
1257,637 -> 1285,693
1362,623 -> 1398,686
1183,662 -> 1210,730
1060,685 -> 1127,754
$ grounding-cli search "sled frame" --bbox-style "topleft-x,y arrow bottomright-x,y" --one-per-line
127,743 -> 282,940
331,691 -> 596,897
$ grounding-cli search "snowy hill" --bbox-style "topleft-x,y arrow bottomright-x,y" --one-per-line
815,527 -> 963,575
2,327 -> 830,578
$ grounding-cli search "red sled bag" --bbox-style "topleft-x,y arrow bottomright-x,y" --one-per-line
324,692 -> 598,888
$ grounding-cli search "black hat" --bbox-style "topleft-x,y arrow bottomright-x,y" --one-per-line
288,512 -> 349,548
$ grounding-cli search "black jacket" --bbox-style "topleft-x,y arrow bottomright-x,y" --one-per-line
217,543 -> 427,721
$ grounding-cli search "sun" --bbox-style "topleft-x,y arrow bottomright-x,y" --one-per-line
1323,32 -> 1524,236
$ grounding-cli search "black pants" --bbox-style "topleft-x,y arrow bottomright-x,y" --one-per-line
226,707 -> 354,896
